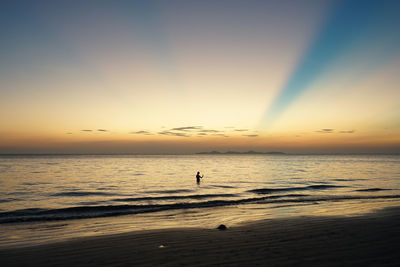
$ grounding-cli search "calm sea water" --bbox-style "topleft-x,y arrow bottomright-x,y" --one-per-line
1,154 -> 400,247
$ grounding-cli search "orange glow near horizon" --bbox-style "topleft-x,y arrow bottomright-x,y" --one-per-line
1,1 -> 399,154
1,128 -> 399,154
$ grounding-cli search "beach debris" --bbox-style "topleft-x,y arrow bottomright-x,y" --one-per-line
217,224 -> 227,230
159,244 -> 165,248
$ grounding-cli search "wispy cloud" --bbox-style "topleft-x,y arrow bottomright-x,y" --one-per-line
243,134 -> 258,137
234,129 -> 249,132
198,129 -> 221,133
339,130 -> 355,134
130,130 -> 153,135
158,131 -> 189,137
162,126 -> 226,137
170,126 -> 202,132
81,129 -> 108,133
211,133 -> 229,137
316,129 -> 334,133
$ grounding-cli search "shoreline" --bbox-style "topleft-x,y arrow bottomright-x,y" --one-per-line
2,206 -> 400,266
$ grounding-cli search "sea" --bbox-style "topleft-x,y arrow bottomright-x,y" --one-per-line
1,154 -> 400,248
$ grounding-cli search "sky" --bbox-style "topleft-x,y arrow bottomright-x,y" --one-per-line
0,0 -> 399,154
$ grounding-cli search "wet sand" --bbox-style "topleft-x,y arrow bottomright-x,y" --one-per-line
2,207 -> 400,266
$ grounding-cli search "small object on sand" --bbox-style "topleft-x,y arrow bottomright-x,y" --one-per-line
217,224 -> 227,230
159,244 -> 165,248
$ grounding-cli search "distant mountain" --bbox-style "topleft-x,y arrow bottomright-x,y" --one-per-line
196,151 -> 285,155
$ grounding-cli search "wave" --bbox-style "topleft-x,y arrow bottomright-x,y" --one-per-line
50,191 -> 119,197
112,193 -> 238,202
211,185 -> 236,189
355,188 -> 392,192
0,198 -> 18,203
21,182 -> 51,186
248,185 -> 343,194
2,194 -> 400,224
143,189 -> 193,194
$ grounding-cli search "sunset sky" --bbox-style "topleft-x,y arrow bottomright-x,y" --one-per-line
1,0 -> 399,154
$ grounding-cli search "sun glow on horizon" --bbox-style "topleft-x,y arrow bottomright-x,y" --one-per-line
1,0 -> 399,154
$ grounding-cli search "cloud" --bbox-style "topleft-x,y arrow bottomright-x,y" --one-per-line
234,129 -> 249,132
316,129 -> 334,133
97,129 -> 108,132
158,131 -> 189,137
66,132 -> 73,135
339,130 -> 355,134
158,126 -> 205,137
81,129 -> 92,132
162,126 -> 226,137
243,134 -> 259,137
130,130 -> 153,135
167,126 -> 224,135
198,129 -> 221,133
155,126 -> 229,137
170,126 -> 202,132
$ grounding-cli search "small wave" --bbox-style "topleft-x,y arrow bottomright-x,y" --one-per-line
333,178 -> 367,181
0,198 -> 18,203
355,188 -> 392,192
75,201 -> 111,205
0,194 -> 302,223
144,189 -> 193,194
249,185 -> 343,194
21,182 -> 51,186
50,191 -> 119,197
27,223 -> 68,230
21,182 -> 38,186
211,185 -> 236,189
112,193 -> 238,202
96,186 -> 118,190
7,191 -> 30,196
4,193 -> 399,224
308,185 -> 339,189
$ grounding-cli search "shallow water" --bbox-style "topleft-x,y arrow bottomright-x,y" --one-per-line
1,154 -> 400,247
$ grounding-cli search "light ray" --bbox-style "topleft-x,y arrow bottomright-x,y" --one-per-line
262,0 -> 400,127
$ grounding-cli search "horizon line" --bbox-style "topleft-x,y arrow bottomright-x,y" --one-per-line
0,152 -> 399,156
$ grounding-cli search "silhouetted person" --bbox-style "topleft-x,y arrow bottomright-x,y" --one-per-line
196,171 -> 203,184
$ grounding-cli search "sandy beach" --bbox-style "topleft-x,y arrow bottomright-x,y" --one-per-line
2,206 -> 400,266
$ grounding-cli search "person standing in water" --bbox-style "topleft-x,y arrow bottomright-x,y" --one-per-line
196,171 -> 203,183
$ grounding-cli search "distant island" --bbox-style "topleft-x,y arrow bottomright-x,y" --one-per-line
196,150 -> 286,155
